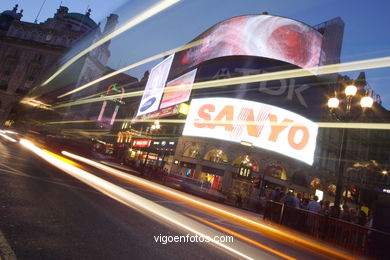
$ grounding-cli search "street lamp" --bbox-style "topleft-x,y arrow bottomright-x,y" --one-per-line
151,120 -> 161,130
327,82 -> 373,212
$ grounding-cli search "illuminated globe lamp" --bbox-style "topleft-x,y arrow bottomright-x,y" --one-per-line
345,84 -> 357,97
361,95 -> 374,108
151,120 -> 161,130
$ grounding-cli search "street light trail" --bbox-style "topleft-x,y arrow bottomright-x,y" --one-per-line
49,56 -> 390,110
56,39 -> 203,99
61,150 -> 356,260
43,118 -> 390,131
19,139 -> 275,260
40,0 -> 182,88
187,213 -> 297,260
0,131 -> 17,142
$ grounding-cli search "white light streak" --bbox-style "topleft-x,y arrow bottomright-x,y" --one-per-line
42,0 -> 182,88
19,139 -> 270,260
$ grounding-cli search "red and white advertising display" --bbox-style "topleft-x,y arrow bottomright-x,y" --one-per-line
183,98 -> 318,165
171,15 -> 323,76
132,139 -> 152,148
160,69 -> 197,109
136,54 -> 174,117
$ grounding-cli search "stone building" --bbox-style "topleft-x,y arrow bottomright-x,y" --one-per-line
0,4 -> 108,124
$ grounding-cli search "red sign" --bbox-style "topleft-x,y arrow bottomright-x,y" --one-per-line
132,139 -> 151,148
136,104 -> 179,121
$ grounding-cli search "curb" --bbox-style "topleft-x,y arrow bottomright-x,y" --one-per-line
0,230 -> 17,260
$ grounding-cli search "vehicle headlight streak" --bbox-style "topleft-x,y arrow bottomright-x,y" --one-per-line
19,139 -> 276,260
40,0 -> 182,88
0,131 -> 17,142
61,150 -> 355,260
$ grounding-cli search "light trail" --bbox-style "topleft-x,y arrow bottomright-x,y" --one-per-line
188,213 -> 296,260
61,150 -> 356,260
19,139 -> 275,260
0,131 -> 17,142
51,56 -> 390,109
43,118 -> 390,131
56,39 -> 203,99
41,0 -> 182,88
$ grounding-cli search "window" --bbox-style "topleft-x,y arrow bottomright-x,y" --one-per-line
183,145 -> 200,159
232,155 -> 259,172
264,164 -> 287,180
203,149 -> 228,163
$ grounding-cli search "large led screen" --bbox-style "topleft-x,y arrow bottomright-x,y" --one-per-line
136,54 -> 174,116
171,15 -> 323,77
183,98 -> 318,165
160,69 -> 197,109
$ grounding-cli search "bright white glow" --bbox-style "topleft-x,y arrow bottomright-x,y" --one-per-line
345,85 -> 357,97
327,97 -> 339,108
0,133 -> 17,142
183,98 -> 318,165
361,96 -> 374,108
43,0 -> 181,88
315,189 -> 324,201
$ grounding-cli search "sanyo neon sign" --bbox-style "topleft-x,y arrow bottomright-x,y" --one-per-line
183,98 -> 318,165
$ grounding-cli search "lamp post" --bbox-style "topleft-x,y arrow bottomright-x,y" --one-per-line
327,82 -> 373,212
143,120 -> 161,167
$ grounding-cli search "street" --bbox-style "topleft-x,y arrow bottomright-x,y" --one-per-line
0,139 -> 353,260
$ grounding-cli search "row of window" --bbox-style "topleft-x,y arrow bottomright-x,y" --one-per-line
182,146 -> 288,180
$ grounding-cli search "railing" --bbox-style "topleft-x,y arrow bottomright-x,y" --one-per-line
264,200 -> 390,259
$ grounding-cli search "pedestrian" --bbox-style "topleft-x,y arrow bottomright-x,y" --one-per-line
319,200 -> 330,216
294,193 -> 302,208
281,190 -> 296,207
307,196 -> 321,213
340,205 -> 351,222
357,210 -> 367,226
271,187 -> 281,202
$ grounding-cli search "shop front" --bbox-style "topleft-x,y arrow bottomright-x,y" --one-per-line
129,138 -> 178,171
171,136 -> 312,199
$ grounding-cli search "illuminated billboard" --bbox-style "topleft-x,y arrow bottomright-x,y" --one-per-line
160,69 -> 197,109
136,54 -> 174,116
183,98 -> 318,165
170,15 -> 323,77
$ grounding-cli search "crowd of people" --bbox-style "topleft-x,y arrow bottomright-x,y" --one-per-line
263,187 -> 370,226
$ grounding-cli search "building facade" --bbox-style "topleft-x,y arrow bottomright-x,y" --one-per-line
0,5 -> 104,124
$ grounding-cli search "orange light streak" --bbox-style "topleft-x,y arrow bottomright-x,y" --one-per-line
188,213 -> 296,260
62,150 -> 356,260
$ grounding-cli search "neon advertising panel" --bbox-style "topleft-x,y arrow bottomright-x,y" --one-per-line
171,15 -> 323,77
132,139 -> 151,148
183,98 -> 318,165
160,69 -> 197,109
136,54 -> 174,117
97,83 -> 125,128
